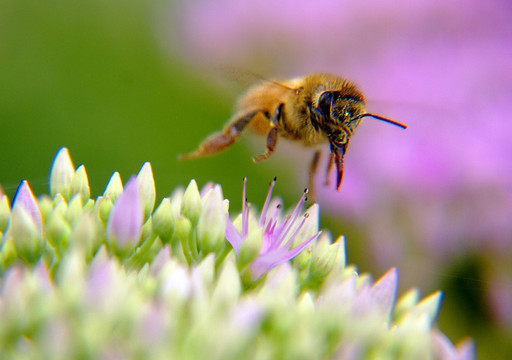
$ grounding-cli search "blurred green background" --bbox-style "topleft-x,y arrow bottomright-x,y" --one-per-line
0,0 -> 296,208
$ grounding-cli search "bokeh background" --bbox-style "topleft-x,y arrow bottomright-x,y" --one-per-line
1,0 -> 511,358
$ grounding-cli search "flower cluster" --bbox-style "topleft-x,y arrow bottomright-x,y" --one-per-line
0,148 -> 473,359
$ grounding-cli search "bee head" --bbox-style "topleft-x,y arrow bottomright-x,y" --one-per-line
317,91 -> 366,127
315,90 -> 407,142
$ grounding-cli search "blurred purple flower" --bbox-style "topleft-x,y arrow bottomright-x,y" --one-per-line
106,176 -> 143,254
225,178 -> 320,280
431,330 -> 476,360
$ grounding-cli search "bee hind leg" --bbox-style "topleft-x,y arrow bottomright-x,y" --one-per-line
179,110 -> 258,160
178,132 -> 236,160
253,104 -> 283,163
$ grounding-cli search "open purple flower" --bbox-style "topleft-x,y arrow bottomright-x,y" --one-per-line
225,178 -> 321,280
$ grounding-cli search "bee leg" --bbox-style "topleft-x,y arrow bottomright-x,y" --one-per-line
325,152 -> 335,186
253,103 -> 283,163
308,150 -> 322,202
179,111 -> 258,160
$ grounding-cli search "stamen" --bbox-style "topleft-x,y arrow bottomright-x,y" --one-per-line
259,177 -> 276,227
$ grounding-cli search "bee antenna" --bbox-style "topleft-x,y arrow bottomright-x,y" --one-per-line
358,113 -> 407,129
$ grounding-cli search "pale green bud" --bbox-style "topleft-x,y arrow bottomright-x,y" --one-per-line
96,196 -> 113,224
152,198 -> 175,242
10,205 -> 42,263
71,212 -> 100,255
174,215 -> 193,263
137,162 -> 156,222
46,212 -> 72,251
56,249 -> 86,302
103,172 -> 123,203
141,217 -> 153,243
394,288 -> 421,320
0,194 -> 10,232
49,147 -> 75,200
66,194 -> 83,226
197,185 -> 226,255
52,193 -> 68,217
83,198 -> 95,212
175,215 -> 192,243
238,228 -> 262,269
8,181 -> 43,264
71,165 -> 90,200
212,255 -> 241,306
181,179 -> 201,224
37,195 -> 53,223
0,237 -> 17,270
196,253 -> 215,289
409,291 -> 443,324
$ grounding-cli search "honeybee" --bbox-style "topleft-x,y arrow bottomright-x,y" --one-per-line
180,73 -> 406,192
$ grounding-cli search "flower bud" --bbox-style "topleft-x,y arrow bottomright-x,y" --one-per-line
238,228 -> 262,269
37,195 -> 53,223
174,215 -> 193,263
71,212 -> 100,256
181,179 -> 201,224
137,162 -> 156,222
46,212 -> 72,252
52,193 -> 68,217
106,177 -> 143,257
152,198 -> 175,242
8,181 -> 43,263
103,172 -> 123,203
10,205 -> 42,263
212,255 -> 241,306
49,147 -> 75,200
66,194 -> 83,226
71,165 -> 90,200
197,185 -> 226,255
0,194 -> 10,233
96,196 -> 113,225
306,234 -> 344,289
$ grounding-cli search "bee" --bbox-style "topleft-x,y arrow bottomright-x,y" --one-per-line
180,73 -> 406,192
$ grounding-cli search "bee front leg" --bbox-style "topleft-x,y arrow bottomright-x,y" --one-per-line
325,152 -> 335,186
179,110 -> 258,160
308,149 -> 322,201
253,103 -> 283,163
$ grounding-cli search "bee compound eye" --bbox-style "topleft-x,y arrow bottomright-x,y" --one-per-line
318,91 -> 333,114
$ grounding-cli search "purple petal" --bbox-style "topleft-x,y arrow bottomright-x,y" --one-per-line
273,231 -> 320,266
225,214 -> 242,254
251,231 -> 320,279
242,177 -> 248,239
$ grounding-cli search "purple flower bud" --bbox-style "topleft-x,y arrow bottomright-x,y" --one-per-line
106,176 -> 143,255
12,180 -> 43,234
